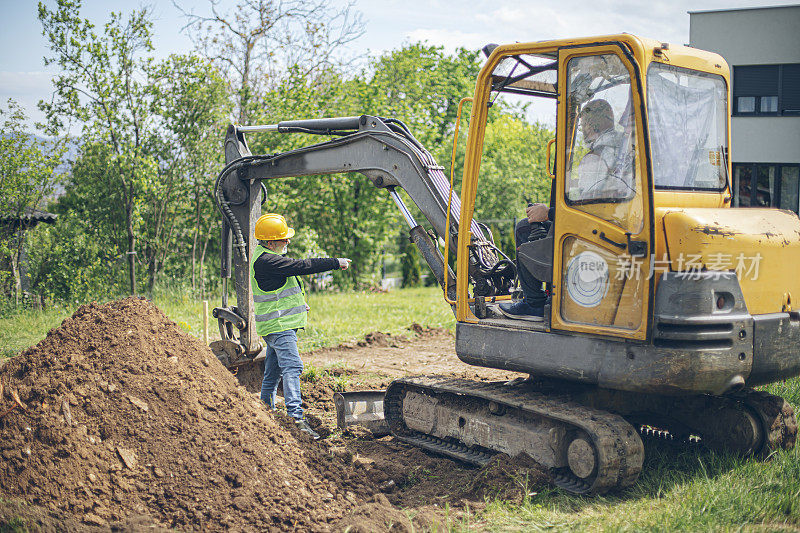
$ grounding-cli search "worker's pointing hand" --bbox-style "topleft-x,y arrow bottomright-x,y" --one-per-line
526,203 -> 549,223
338,258 -> 351,270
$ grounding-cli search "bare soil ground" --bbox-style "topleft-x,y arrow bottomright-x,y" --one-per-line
0,300 -> 548,532
308,325 -> 518,383
236,325 -> 551,529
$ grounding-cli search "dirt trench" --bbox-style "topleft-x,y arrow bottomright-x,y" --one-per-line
0,298 -> 548,532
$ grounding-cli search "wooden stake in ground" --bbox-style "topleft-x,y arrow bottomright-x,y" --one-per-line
203,300 -> 209,345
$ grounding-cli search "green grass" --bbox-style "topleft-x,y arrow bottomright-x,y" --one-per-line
0,286 -> 455,362
0,497 -> 31,533
0,517 -> 26,533
300,287 -> 455,352
300,361 -> 322,382
0,306 -> 74,361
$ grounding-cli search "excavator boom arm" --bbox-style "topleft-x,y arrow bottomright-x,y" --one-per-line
213,115 -> 476,362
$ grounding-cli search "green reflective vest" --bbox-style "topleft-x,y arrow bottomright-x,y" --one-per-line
251,245 -> 308,336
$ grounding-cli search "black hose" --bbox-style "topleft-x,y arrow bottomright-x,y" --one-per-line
213,155 -> 272,262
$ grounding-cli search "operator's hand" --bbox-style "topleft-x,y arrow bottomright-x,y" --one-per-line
305,304 -> 311,311
526,203 -> 549,223
338,258 -> 351,270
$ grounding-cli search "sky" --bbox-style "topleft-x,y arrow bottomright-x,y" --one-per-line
1,0 -> 797,128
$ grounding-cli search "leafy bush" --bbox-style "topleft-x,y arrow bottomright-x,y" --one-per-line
25,212 -> 125,303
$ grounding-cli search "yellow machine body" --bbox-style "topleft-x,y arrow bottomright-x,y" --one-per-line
218,33 -> 800,494
658,208 -> 800,315
452,33 -> 800,342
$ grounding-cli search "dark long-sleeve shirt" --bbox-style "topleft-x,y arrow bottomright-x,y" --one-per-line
253,252 -> 340,292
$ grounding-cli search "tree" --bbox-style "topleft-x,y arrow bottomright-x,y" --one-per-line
0,99 -> 63,303
149,54 -> 231,294
175,0 -> 365,124
26,210 -> 121,303
367,43 -> 481,154
38,0 -> 159,295
242,44 -> 484,286
476,113 -> 553,222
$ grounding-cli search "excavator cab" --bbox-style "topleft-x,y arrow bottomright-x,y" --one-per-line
455,35 -> 800,395
460,41 -> 655,333
213,34 -> 798,495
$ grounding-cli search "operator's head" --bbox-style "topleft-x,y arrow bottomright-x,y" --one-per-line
255,213 -> 294,254
580,99 -> 614,142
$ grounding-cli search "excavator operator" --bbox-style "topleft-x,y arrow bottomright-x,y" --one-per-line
251,213 -> 351,439
500,99 -> 617,321
569,99 -> 624,202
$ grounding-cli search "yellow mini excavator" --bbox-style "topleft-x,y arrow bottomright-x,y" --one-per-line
211,34 -> 799,495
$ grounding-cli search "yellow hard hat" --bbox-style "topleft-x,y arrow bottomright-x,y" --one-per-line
254,213 -> 295,241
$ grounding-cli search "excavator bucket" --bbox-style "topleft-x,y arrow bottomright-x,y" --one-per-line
333,390 -> 389,437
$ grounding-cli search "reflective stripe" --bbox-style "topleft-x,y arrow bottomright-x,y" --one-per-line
253,285 -> 302,303
254,304 -> 307,322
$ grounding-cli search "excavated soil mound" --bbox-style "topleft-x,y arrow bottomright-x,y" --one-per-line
0,297 -> 389,531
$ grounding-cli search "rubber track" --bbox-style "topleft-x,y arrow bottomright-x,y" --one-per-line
733,388 -> 798,457
385,376 -> 644,495
631,388 -> 796,457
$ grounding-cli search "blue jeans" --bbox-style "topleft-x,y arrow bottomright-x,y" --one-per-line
261,330 -> 304,420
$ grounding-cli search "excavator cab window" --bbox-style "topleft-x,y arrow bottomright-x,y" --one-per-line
646,63 -> 729,191
564,53 -> 643,234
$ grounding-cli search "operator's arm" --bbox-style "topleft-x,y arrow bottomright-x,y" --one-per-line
526,177 -> 557,223
526,204 -> 555,223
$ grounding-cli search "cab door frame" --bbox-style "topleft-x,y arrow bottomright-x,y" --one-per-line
551,42 -> 656,342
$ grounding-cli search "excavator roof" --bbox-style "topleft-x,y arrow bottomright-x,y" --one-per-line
484,34 -> 729,78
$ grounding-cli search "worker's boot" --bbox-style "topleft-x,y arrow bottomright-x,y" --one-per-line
498,301 -> 544,321
295,418 -> 321,440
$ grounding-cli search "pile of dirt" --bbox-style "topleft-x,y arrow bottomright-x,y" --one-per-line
353,324 -> 451,348
0,499 -> 170,533
0,297 -> 420,531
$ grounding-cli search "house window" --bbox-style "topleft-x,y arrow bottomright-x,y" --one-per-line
733,64 -> 800,116
780,167 -> 799,212
737,96 -> 755,113
733,163 -> 800,214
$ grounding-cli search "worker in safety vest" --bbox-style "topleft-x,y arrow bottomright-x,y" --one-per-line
251,213 -> 350,439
